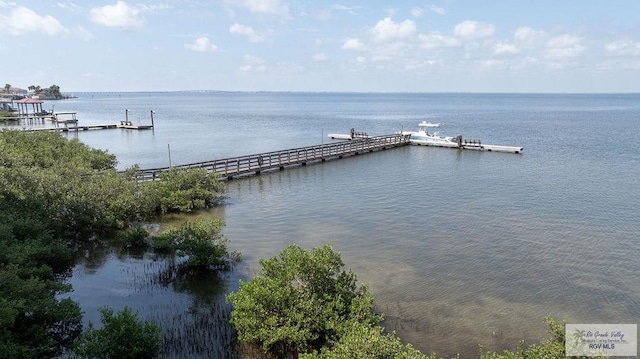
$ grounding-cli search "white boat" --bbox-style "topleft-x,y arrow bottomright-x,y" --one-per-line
420,122 -> 441,128
399,121 -> 458,146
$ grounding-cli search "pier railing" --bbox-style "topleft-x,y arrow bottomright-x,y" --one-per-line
130,133 -> 411,181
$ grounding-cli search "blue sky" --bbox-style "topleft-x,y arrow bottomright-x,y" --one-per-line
1,1 -> 639,92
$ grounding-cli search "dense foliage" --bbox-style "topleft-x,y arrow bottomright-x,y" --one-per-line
72,306 -> 161,359
152,218 -> 230,267
153,167 -> 225,213
227,244 -> 383,357
0,131 -> 223,232
27,84 -> 63,99
299,323 -> 438,359
0,130 -> 226,357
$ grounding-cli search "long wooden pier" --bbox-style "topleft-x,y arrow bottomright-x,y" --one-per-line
130,133 -> 411,181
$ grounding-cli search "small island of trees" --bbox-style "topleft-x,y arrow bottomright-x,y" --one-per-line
2,83 -> 74,100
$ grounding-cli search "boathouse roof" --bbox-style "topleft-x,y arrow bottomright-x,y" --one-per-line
15,98 -> 43,104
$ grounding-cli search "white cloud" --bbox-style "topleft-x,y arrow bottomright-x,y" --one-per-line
545,34 -> 586,59
331,4 -> 350,11
454,20 -> 495,40
605,40 -> 640,56
385,8 -> 398,17
226,0 -> 289,17
411,7 -> 424,17
81,72 -> 106,82
418,33 -> 459,49
0,6 -> 69,36
405,59 -> 438,70
511,56 -> 541,69
240,64 -> 267,72
184,36 -> 219,52
74,25 -> 93,42
476,59 -> 505,70
597,58 -> 640,71
428,5 -> 446,15
89,1 -> 143,30
56,2 -> 82,13
514,27 -> 547,47
331,4 -> 359,15
240,54 -> 267,73
494,42 -> 518,55
229,23 -> 265,43
370,41 -> 413,62
312,53 -> 328,62
342,38 -> 366,51
137,4 -> 172,12
371,17 -> 416,42
243,54 -> 264,63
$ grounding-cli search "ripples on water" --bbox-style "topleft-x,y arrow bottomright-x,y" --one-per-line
43,93 -> 640,358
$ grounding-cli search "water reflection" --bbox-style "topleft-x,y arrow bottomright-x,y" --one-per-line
68,231 -> 237,358
72,239 -> 114,274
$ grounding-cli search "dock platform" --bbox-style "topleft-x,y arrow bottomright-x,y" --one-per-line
50,112 -> 79,124
328,128 -> 369,140
117,120 -> 153,130
411,136 -> 523,154
117,124 -> 154,130
412,141 -> 523,154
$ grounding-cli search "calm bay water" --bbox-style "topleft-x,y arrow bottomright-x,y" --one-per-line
23,92 -> 640,357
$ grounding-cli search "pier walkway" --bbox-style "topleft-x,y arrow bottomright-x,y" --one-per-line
21,123 -> 153,132
129,133 -> 411,181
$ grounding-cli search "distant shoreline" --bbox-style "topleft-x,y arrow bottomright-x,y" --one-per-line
66,90 -> 640,95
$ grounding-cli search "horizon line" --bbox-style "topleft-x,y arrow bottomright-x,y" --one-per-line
62,90 -> 640,95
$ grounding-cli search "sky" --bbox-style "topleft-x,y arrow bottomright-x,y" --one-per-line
1,0 -> 639,93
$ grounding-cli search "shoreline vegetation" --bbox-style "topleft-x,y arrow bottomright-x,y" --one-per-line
1,83 -> 76,100
0,131 -> 598,358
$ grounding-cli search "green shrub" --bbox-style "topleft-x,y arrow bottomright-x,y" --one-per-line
72,306 -> 161,359
227,244 -> 381,357
118,224 -> 150,248
152,168 -> 224,213
151,218 -> 229,267
301,323 -> 439,359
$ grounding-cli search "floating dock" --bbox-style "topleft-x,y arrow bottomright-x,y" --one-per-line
412,136 -> 523,154
128,133 -> 411,181
50,112 -> 78,124
328,128 -> 369,140
117,120 -> 153,130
